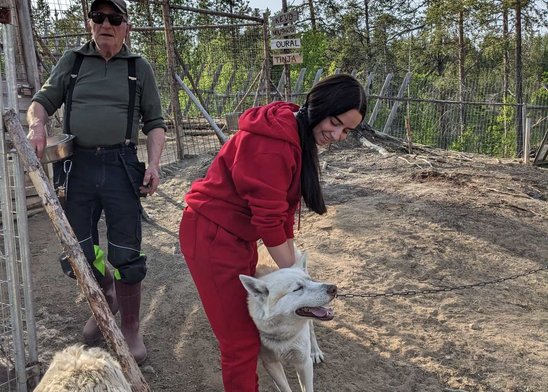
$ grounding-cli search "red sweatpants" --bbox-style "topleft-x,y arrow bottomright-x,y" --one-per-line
179,207 -> 260,392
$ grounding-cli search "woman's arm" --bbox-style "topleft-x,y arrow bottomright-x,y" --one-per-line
266,238 -> 295,268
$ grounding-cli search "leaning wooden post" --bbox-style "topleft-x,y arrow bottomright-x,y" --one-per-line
3,109 -> 150,392
161,0 -> 183,160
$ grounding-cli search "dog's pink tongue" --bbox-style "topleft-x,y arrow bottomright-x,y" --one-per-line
297,306 -> 334,320
311,307 -> 330,318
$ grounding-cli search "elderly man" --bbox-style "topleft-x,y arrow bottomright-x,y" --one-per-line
27,0 -> 166,364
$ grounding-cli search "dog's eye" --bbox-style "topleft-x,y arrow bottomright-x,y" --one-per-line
293,285 -> 304,292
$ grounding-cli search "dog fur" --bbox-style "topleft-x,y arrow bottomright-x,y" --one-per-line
34,344 -> 131,392
240,246 -> 337,392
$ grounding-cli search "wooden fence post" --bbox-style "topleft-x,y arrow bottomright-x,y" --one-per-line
161,0 -> 183,160
312,68 -> 323,85
291,67 -> 306,102
382,72 -> 412,134
368,73 -> 393,127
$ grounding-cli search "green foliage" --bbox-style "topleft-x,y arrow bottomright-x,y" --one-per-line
450,104 -> 517,157
531,71 -> 548,105
32,0 -> 53,36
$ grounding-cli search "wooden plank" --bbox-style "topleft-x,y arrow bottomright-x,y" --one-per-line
533,129 -> 548,166
232,68 -> 255,110
203,63 -> 223,112
272,53 -> 303,65
182,64 -> 205,116
270,10 -> 299,26
291,68 -> 306,101
368,73 -> 393,127
365,72 -> 374,97
270,38 -> 301,50
313,68 -> 323,85
277,71 -> 286,93
218,70 -> 235,113
382,72 -> 412,134
271,24 -> 297,37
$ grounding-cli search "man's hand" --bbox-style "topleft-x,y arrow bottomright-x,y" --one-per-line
27,102 -> 49,160
140,164 -> 160,196
142,127 -> 165,196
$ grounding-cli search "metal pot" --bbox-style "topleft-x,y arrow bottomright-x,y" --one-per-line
41,134 -> 76,163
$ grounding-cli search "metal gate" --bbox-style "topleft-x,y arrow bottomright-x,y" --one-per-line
0,16 -> 39,392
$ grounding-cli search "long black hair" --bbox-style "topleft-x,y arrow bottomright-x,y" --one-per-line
295,74 -> 367,214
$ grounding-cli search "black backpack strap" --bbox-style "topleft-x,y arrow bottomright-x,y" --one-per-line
64,52 -> 84,135
126,57 -> 137,143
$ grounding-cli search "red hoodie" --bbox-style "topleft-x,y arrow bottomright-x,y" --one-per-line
185,101 -> 301,247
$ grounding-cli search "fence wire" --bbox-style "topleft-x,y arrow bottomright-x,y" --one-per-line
0,152 -> 39,392
29,1 -> 547,161
31,0 -> 267,161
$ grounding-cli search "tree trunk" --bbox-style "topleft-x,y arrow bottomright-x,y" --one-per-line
307,0 -> 316,31
515,0 -> 523,157
502,2 -> 510,156
364,0 -> 371,68
161,0 -> 184,160
458,9 -> 466,137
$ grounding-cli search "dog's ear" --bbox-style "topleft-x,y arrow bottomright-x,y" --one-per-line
239,275 -> 269,297
293,250 -> 308,272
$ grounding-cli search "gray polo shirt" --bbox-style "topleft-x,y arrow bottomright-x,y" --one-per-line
33,41 -> 166,147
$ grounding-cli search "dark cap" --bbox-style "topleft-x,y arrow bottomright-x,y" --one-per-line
90,0 -> 127,16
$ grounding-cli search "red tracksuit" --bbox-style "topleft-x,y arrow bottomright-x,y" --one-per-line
179,101 -> 302,391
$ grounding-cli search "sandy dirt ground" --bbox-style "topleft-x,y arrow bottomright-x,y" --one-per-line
28,136 -> 547,392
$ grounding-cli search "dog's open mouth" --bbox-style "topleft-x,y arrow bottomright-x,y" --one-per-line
295,306 -> 334,321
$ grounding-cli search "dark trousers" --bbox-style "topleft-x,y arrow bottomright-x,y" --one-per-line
65,145 -> 147,283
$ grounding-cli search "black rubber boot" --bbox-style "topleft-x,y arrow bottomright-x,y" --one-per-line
115,281 -> 147,364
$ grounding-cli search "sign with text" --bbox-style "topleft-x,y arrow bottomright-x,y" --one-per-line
272,53 -> 303,65
271,10 -> 299,26
270,38 -> 301,50
271,24 -> 297,37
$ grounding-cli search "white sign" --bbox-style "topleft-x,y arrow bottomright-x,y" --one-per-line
270,38 -> 301,50
272,53 -> 303,65
271,10 -> 299,26
272,24 -> 297,37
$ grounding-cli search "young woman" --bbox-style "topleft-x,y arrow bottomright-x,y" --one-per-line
179,74 -> 367,391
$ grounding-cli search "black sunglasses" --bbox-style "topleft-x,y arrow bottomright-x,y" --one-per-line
88,11 -> 126,26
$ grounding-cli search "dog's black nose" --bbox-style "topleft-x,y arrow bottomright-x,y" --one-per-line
327,284 -> 337,296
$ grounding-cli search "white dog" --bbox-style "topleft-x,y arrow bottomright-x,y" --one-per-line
239,247 -> 337,392
34,344 -> 131,392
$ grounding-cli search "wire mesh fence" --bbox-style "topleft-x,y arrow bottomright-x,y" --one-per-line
362,72 -> 548,158
28,0 -> 548,163
167,5 -> 266,157
31,0 -> 268,161
0,151 -> 40,392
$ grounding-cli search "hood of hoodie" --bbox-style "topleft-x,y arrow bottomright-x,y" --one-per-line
238,101 -> 301,148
